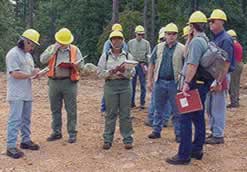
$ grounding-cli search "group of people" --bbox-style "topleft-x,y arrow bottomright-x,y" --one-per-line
97,8 -> 243,165
5,8 -> 243,166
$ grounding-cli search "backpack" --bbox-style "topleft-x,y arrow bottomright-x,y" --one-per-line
197,37 -> 230,81
105,51 -> 128,61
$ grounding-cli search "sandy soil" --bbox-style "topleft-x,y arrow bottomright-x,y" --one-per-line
0,66 -> 247,172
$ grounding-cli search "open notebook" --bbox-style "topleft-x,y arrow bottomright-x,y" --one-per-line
120,60 -> 138,69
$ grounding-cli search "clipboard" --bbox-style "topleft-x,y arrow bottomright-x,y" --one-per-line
175,89 -> 203,114
58,58 -> 83,69
120,60 -> 138,69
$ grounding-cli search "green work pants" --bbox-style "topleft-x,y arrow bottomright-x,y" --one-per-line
103,79 -> 133,144
48,78 -> 78,137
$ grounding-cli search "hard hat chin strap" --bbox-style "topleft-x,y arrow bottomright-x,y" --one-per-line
110,42 -> 122,50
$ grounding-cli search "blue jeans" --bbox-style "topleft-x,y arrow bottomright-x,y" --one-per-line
7,101 -> 32,148
148,89 -> 171,123
131,64 -> 146,106
206,74 -> 230,137
101,96 -> 106,112
178,80 -> 212,160
152,80 -> 180,136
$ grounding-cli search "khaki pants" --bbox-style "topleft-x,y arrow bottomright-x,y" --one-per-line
229,62 -> 243,106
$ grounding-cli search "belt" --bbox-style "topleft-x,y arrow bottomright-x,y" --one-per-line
196,80 -> 205,84
49,77 -> 70,80
159,77 -> 174,81
105,78 -> 129,82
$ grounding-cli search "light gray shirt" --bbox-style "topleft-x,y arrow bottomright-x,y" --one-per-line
127,38 -> 151,63
6,47 -> 34,101
40,44 -> 84,78
97,50 -> 135,80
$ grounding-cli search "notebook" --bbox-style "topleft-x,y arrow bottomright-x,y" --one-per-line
175,89 -> 203,114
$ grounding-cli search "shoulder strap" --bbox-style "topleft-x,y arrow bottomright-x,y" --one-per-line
125,52 -> 128,60
105,51 -> 109,62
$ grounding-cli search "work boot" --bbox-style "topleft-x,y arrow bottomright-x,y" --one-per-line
131,104 -> 136,108
6,148 -> 24,159
47,133 -> 62,142
163,120 -> 169,128
205,136 -> 224,144
175,136 -> 181,143
102,142 -> 112,150
68,136 -> 77,144
206,133 -> 213,139
191,151 -> 203,160
124,143 -> 133,150
166,154 -> 190,165
148,132 -> 161,139
20,141 -> 40,150
144,119 -> 152,127
227,103 -> 239,108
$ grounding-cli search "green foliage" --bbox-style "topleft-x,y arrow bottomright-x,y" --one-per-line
0,1 -> 23,71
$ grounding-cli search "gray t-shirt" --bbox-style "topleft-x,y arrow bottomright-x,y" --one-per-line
187,34 -> 208,65
182,33 -> 208,76
6,46 -> 34,101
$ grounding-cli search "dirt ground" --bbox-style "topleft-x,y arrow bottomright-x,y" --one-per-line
0,66 -> 247,172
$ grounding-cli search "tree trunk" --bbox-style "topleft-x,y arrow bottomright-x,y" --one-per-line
241,0 -> 246,16
14,0 -> 20,18
50,0 -> 57,44
28,0 -> 34,27
23,0 -> 27,25
111,0 -> 119,23
151,0 -> 156,48
191,0 -> 199,12
143,0 -> 148,39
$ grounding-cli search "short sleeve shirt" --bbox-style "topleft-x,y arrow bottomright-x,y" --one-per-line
6,47 -> 34,101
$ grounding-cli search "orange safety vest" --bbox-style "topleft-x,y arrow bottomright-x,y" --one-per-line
47,45 -> 80,81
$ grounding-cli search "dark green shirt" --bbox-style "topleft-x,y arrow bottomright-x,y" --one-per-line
151,42 -> 177,80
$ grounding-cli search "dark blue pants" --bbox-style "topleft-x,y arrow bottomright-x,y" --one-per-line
101,96 -> 106,112
178,80 -> 212,160
131,64 -> 146,106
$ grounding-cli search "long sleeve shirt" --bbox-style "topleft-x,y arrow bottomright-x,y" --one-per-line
97,50 -> 135,80
212,30 -> 234,72
127,38 -> 151,63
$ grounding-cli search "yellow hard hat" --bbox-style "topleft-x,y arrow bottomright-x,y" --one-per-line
159,27 -> 166,35
183,26 -> 190,37
209,9 -> 227,21
227,29 -> 237,37
164,23 -> 178,33
112,23 -> 123,31
109,30 -> 124,39
55,28 -> 74,45
21,29 -> 40,45
135,25 -> 145,34
159,32 -> 165,40
188,11 -> 207,24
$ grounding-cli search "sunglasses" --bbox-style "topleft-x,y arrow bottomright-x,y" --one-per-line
209,20 -> 216,24
166,32 -> 177,36
27,41 -> 35,48
137,34 -> 145,36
